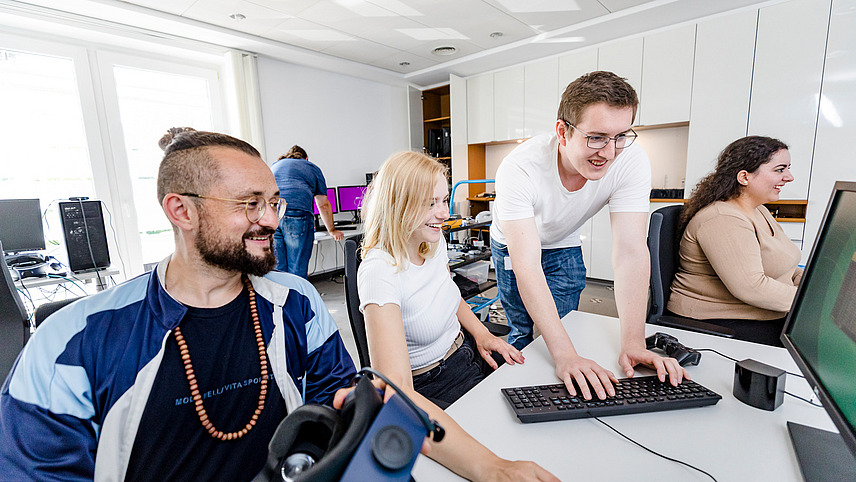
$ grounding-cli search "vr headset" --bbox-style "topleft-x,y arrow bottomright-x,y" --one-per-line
254,368 -> 445,482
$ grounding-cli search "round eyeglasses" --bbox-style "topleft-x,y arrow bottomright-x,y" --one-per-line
181,193 -> 287,223
565,122 -> 638,150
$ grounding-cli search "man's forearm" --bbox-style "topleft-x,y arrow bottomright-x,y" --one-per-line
612,251 -> 650,351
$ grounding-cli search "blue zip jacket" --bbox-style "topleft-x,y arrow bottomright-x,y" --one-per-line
0,259 -> 356,480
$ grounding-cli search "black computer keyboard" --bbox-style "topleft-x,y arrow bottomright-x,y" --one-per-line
501,376 -> 721,423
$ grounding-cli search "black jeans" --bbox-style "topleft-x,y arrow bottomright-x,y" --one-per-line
412,331 -> 496,409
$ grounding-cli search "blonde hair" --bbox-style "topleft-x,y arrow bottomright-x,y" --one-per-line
361,151 -> 447,270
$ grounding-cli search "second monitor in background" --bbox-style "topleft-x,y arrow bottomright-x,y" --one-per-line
313,188 -> 337,232
337,185 -> 367,224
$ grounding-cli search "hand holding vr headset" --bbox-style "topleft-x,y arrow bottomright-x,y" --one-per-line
254,368 -> 558,482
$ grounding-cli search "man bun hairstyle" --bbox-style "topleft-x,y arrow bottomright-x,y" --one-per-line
156,127 -> 261,204
557,71 -> 639,127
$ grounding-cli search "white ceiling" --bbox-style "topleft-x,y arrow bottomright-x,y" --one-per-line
3,0 -> 779,87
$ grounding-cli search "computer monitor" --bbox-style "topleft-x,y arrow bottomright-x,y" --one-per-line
313,188 -> 338,215
781,181 -> 856,480
0,198 -> 46,254
337,185 -> 367,213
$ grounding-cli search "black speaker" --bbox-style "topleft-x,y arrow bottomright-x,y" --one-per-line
58,200 -> 110,273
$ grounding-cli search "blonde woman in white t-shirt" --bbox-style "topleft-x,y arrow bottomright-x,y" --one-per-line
357,151 -> 556,482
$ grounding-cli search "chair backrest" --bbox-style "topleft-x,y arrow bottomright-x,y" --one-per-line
647,204 -> 684,325
343,238 -> 370,368
0,241 -> 31,380
35,297 -> 81,327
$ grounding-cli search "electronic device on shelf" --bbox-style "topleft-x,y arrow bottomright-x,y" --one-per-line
780,181 -> 856,481
337,185 -> 367,224
0,198 -> 47,256
501,375 -> 721,423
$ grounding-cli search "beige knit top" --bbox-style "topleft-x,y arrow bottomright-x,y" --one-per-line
668,201 -> 803,321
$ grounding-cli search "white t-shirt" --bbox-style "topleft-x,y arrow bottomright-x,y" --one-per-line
357,239 -> 461,370
490,134 -> 652,249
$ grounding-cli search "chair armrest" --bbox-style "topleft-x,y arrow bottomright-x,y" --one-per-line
654,315 -> 737,338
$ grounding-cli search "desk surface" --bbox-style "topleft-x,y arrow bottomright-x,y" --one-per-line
412,311 -> 835,481
15,268 -> 121,291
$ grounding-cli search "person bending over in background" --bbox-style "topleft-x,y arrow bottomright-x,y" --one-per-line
668,136 -> 803,346
271,145 -> 343,278
357,151 -> 555,481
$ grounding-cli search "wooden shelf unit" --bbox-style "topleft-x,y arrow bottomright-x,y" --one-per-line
422,85 -> 452,184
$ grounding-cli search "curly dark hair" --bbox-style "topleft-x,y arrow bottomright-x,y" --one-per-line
278,145 -> 308,160
680,136 -> 789,231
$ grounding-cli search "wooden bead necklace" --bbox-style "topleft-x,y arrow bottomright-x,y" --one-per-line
174,275 -> 268,441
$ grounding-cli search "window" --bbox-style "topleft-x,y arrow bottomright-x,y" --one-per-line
0,48 -> 96,253
111,65 -> 217,264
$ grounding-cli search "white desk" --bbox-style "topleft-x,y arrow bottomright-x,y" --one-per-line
412,312 -> 836,481
15,268 -> 120,293
308,226 -> 363,276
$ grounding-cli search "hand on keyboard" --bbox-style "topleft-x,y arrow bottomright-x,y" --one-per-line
554,354 -> 618,401
618,346 -> 689,387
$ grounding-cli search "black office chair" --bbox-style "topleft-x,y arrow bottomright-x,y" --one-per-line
647,205 -> 736,338
1,241 -> 31,380
344,238 -> 371,368
34,297 -> 81,327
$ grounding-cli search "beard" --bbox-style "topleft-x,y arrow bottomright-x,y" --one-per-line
196,215 -> 276,277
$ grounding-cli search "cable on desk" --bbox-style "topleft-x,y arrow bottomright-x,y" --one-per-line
784,391 -> 824,408
593,416 -> 717,481
696,348 -> 805,378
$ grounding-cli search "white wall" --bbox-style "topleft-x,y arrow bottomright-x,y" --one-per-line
257,57 -> 409,188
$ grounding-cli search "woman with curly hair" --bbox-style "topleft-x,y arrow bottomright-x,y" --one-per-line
668,136 -> 803,346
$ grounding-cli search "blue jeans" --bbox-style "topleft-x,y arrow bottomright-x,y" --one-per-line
491,241 -> 586,350
273,212 -> 315,278
412,331 -> 494,409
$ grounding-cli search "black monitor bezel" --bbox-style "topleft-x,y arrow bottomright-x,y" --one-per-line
780,180 -> 856,459
0,198 -> 46,254
336,185 -> 367,213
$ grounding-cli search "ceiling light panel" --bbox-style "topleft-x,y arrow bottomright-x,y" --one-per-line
396,27 -> 469,41
120,0 -> 197,16
485,0 -> 609,33
493,0 -> 581,13
300,1 -> 433,50
334,0 -> 423,17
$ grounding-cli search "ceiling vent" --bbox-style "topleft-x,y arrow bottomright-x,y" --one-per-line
431,46 -> 457,56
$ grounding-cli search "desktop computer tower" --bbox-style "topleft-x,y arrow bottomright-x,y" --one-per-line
58,200 -> 110,273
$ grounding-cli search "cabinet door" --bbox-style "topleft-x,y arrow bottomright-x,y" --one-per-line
524,57 -> 559,138
467,73 -> 494,144
802,0 -> 856,261
599,37 -> 643,125
494,66 -> 525,142
558,48 -> 598,95
749,0 -> 831,200
640,25 -> 695,126
685,10 -> 757,194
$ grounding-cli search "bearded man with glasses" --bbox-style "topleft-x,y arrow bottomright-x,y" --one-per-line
0,127 -> 356,480
490,71 -> 688,404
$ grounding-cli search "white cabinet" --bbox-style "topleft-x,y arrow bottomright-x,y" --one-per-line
802,0 -> 856,260
467,73 -> 494,144
640,25 -> 695,126
524,57 -> 559,138
748,0 -> 831,200
558,48 -> 598,96
493,66 -> 525,142
685,10 -> 757,194
598,37 -> 643,125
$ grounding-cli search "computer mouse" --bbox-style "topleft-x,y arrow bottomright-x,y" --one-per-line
50,262 -> 63,271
